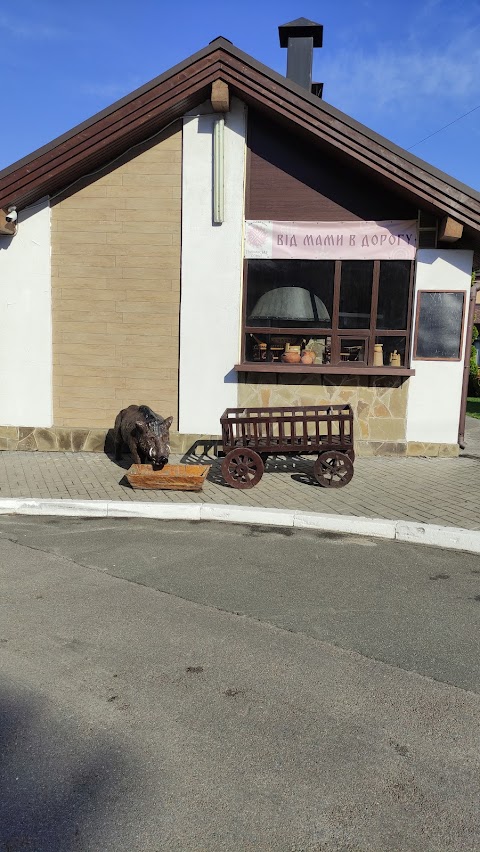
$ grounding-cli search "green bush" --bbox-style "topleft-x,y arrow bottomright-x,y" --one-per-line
469,323 -> 480,397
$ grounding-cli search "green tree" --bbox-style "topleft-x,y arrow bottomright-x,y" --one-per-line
469,322 -> 479,397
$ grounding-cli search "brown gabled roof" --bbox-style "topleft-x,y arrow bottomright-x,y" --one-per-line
2,36 -> 480,236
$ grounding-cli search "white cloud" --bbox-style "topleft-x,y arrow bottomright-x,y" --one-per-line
0,14 -> 68,40
321,34 -> 480,116
318,3 -> 480,136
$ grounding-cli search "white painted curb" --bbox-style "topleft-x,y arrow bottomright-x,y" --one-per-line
294,511 -> 396,539
395,521 -> 480,554
0,498 -> 479,554
201,504 -> 294,527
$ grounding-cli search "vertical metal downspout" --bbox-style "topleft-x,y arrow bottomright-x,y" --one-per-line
213,115 -> 225,224
458,280 -> 479,448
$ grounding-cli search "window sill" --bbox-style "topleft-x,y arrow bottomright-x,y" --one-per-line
234,363 -> 415,377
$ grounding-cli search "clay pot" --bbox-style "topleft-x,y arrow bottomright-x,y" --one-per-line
282,351 -> 301,364
301,350 -> 316,365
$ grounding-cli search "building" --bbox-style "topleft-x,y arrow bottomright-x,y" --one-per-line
1,18 -> 479,457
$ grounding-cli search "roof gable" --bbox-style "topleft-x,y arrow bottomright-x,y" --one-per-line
1,36 -> 480,236
246,108 -> 418,222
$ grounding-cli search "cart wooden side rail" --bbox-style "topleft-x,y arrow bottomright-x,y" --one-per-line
220,404 -> 355,489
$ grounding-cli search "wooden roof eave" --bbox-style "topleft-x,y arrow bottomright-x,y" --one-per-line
217,55 -> 480,232
0,39 -> 231,181
0,51 -> 226,210
214,44 -> 480,218
1,37 -> 480,235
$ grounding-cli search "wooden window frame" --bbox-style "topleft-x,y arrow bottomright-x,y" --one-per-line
237,258 -> 415,375
413,289 -> 466,362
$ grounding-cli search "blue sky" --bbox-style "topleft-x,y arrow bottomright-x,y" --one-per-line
1,0 -> 480,190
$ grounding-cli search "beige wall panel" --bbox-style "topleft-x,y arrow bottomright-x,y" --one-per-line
51,126 -> 182,429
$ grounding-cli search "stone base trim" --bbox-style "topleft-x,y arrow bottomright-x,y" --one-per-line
0,426 -> 222,456
406,441 -> 459,458
0,426 -> 106,453
0,427 -> 459,459
359,441 -> 459,457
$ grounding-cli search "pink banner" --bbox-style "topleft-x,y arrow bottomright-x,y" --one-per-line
245,220 -> 417,260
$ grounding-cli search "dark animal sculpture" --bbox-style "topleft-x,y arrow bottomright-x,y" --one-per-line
114,405 -> 173,469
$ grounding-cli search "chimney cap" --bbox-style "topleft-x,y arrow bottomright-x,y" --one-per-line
278,17 -> 323,48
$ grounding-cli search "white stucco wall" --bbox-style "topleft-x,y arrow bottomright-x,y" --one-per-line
0,198 -> 52,426
406,249 -> 473,444
179,98 -> 246,434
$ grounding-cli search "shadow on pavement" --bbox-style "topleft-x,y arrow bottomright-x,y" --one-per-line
200,455 -> 317,489
0,683 -> 130,851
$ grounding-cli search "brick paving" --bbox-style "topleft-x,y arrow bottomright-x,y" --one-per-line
0,418 -> 479,530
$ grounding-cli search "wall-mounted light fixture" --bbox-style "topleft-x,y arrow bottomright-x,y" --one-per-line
213,115 -> 225,224
0,206 -> 17,236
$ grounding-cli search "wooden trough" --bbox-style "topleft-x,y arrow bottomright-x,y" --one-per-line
126,464 -> 209,491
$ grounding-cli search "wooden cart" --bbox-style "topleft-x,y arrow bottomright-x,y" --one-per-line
220,404 -> 355,490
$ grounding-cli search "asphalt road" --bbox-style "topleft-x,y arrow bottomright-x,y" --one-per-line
0,516 -> 479,851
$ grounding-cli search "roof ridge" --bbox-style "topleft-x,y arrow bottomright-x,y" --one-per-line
0,36 -> 479,229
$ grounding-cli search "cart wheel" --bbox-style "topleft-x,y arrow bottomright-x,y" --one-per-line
221,449 -> 264,489
345,448 -> 355,463
313,451 -> 354,488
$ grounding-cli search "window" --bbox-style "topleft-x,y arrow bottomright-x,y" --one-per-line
339,261 -> 373,329
377,260 -> 410,329
242,259 -> 413,370
246,260 -> 334,328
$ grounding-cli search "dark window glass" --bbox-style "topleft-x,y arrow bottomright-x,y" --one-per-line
376,261 -> 410,329
339,261 -> 373,329
246,260 -> 334,328
339,338 -> 367,363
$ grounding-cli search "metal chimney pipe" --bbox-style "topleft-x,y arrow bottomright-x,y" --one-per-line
286,35 -> 314,90
279,17 -> 323,93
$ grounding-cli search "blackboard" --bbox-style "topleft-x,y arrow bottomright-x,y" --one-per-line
414,291 -> 465,360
